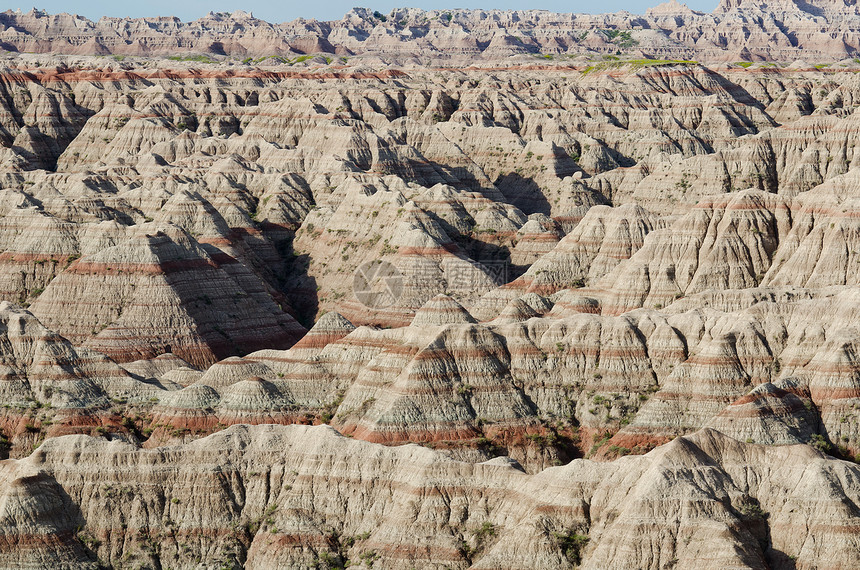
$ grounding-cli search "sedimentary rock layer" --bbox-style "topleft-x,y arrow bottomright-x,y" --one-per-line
4,2 -> 860,62
0,11 -> 858,566
1,425 -> 858,569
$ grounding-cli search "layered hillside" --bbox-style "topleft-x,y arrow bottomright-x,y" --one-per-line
1,425 -> 858,569
0,6 -> 859,564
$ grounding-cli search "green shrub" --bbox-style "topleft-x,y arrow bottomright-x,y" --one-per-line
553,530 -> 589,565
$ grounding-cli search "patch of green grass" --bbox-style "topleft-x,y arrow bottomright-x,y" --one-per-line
606,444 -> 630,457
167,54 -> 214,63
627,58 -> 698,67
582,58 -> 698,75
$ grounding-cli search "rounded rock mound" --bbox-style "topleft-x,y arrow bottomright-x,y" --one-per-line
198,356 -> 274,389
410,294 -> 477,327
216,377 -> 293,424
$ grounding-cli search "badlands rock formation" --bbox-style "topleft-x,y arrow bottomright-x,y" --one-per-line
0,0 -> 859,567
5,1 -> 860,62
2,425 -> 860,569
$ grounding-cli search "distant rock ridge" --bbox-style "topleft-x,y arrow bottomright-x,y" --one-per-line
716,0 -> 860,14
2,2 -> 860,61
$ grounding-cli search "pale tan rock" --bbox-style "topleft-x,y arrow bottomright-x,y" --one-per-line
28,223 -> 305,367
473,203 -> 659,320
2,5 -> 860,62
120,352 -> 193,380
1,425 -> 859,569
2,37 -> 860,570
598,189 -> 791,314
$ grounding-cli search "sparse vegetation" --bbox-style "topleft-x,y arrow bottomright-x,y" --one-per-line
810,434 -> 834,454
582,58 -> 698,75
602,29 -> 638,48
737,498 -> 768,521
167,54 -> 214,63
553,530 -> 590,565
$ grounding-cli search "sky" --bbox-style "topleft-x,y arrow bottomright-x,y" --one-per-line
12,1 -> 721,23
